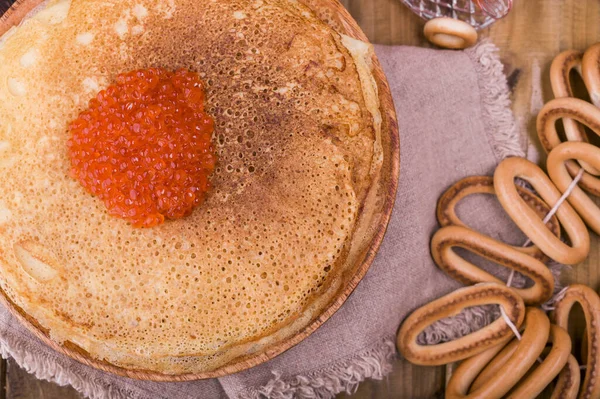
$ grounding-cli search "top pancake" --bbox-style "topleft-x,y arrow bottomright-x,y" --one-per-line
0,0 -> 381,373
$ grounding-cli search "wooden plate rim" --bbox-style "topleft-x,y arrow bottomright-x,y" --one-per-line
0,0 -> 400,381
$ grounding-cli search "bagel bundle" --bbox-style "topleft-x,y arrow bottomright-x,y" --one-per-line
398,43 -> 600,399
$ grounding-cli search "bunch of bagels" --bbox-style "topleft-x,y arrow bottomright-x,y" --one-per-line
397,43 -> 600,399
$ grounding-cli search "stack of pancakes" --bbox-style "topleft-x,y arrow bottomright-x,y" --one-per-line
0,0 -> 383,374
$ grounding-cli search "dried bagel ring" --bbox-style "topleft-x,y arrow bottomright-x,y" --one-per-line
551,50 -> 583,101
551,355 -> 581,399
547,142 -> 600,234
582,43 -> 600,108
537,98 -> 600,155
537,97 -> 600,196
550,50 -> 587,142
431,225 -> 554,305
446,308 -> 551,399
494,157 -> 590,265
500,324 -> 571,398
397,283 -> 525,366
436,175 -> 561,262
549,50 -> 599,175
552,285 -> 600,399
445,342 -> 506,399
423,18 -> 478,50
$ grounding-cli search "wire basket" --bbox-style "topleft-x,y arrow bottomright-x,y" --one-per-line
400,0 -> 513,30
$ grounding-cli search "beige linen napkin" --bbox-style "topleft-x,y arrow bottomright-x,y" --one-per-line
0,40 -> 535,398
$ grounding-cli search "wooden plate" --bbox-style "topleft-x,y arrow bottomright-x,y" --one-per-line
0,0 -> 400,381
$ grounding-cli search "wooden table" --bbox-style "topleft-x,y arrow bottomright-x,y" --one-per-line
1,0 -> 600,397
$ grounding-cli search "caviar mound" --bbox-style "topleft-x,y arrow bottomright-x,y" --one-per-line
68,68 -> 216,228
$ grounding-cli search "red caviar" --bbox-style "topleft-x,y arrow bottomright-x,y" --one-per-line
68,68 -> 216,228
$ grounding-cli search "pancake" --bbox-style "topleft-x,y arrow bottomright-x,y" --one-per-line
0,0 -> 382,374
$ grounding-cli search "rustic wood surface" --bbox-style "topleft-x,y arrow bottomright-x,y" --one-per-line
1,0 -> 600,397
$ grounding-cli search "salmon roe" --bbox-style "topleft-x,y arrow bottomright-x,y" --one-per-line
68,68 -> 216,228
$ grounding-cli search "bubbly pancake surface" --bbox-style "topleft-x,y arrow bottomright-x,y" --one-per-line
0,0 -> 380,373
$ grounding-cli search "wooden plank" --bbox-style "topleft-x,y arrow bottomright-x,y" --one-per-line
341,0 -> 425,47
6,359 -> 81,399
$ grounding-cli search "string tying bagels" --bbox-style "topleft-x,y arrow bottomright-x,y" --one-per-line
398,42 -> 600,399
